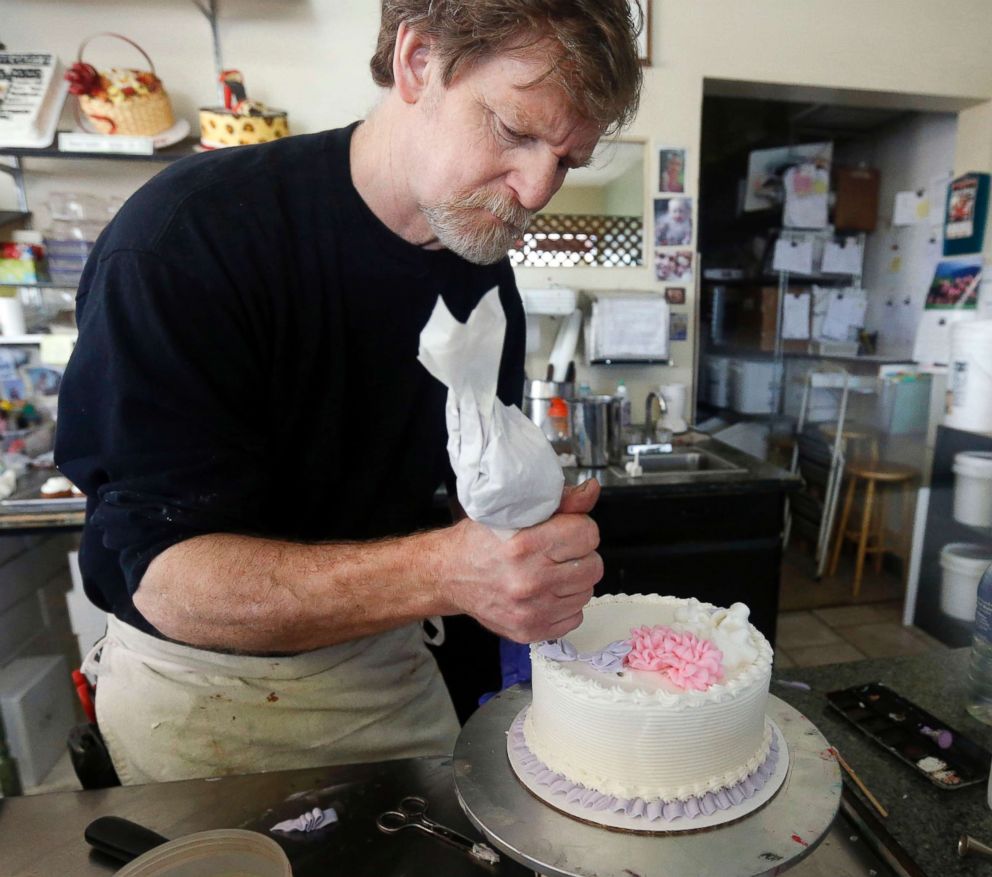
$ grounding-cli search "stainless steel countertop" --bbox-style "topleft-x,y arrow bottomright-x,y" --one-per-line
0,756 -> 532,877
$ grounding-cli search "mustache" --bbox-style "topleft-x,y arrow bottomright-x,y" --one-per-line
437,189 -> 533,234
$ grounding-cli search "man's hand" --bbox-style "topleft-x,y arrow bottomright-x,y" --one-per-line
437,478 -> 603,643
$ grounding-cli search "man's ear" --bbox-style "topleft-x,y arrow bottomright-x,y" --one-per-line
392,21 -> 434,105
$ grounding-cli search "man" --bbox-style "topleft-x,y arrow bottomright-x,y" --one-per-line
55,0 -> 642,785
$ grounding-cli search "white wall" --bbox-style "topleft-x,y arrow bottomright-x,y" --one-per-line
6,0 -> 992,416
837,113 -> 958,359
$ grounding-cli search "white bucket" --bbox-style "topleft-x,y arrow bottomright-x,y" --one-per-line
940,543 -> 992,620
954,452 -> 992,528
730,359 -> 782,415
946,320 -> 992,433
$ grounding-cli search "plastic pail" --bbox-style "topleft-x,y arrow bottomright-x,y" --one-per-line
940,543 -> 992,621
946,320 -> 992,433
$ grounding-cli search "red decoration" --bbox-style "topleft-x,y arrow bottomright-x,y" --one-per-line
65,62 -> 100,96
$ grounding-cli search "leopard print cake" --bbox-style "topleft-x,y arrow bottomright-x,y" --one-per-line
199,103 -> 289,149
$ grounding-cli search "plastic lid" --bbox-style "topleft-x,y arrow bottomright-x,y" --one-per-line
953,452 -> 992,477
548,397 -> 568,417
939,542 -> 992,571
115,829 -> 292,877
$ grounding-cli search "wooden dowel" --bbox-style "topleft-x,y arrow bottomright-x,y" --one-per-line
831,747 -> 888,818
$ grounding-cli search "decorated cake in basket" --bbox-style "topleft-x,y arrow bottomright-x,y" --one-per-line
512,594 -> 782,826
65,33 -> 174,136
199,70 -> 289,149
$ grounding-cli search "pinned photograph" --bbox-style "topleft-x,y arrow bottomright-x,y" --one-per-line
1,375 -> 26,402
654,249 -> 693,284
925,258 -> 981,309
24,365 -> 63,396
664,287 -> 686,305
654,197 -> 693,246
669,312 -> 688,342
658,148 -> 686,193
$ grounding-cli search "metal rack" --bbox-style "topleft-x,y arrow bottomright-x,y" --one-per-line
784,365 -> 877,577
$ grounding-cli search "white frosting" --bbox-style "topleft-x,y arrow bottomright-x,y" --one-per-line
524,594 -> 774,801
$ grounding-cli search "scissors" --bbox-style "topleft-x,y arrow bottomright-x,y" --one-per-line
376,795 -> 500,866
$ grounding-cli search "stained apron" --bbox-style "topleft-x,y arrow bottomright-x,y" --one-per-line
84,615 -> 460,785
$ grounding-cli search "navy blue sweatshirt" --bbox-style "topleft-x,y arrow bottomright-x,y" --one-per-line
55,123 -> 524,638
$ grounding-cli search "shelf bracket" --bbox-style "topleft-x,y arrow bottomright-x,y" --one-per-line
0,157 -> 28,213
191,0 -> 226,106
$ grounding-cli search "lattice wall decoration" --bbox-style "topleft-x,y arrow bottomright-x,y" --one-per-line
509,214 -> 643,268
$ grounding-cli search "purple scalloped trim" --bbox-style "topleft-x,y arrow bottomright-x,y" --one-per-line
509,711 -> 780,823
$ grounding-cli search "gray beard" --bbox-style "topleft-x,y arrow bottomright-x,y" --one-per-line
420,190 -> 532,265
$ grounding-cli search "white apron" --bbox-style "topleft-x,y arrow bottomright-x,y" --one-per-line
84,615 -> 460,785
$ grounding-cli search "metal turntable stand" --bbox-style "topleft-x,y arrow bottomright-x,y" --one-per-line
453,687 -> 841,877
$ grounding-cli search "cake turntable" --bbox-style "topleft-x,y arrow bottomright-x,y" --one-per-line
453,687 -> 841,877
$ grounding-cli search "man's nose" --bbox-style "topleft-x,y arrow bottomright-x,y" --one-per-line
506,150 -> 566,212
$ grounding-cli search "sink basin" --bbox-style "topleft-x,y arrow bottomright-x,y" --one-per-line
610,449 -> 746,479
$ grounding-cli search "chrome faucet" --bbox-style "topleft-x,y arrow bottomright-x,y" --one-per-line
645,391 -> 668,440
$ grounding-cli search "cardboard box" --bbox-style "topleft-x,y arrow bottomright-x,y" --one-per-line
0,655 -> 76,787
834,166 -> 880,232
708,283 -> 809,351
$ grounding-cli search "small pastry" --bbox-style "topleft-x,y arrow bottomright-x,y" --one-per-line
40,475 -> 75,499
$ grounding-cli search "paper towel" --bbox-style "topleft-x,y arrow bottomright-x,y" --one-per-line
418,287 -> 564,532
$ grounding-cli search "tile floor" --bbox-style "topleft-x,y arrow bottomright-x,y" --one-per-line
775,545 -> 947,669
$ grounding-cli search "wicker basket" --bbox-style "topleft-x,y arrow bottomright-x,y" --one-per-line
68,33 -> 175,136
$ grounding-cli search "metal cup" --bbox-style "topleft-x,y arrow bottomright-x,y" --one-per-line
571,395 -> 621,467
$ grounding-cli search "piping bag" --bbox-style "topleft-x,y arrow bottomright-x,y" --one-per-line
417,287 -> 564,540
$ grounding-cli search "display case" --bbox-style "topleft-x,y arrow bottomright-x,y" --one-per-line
912,425 -> 992,647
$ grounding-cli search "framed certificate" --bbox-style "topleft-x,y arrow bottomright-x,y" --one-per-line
631,0 -> 651,65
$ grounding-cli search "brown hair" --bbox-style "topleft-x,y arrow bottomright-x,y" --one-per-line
370,0 -> 643,134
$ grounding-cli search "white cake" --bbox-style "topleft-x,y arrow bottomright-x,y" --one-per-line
515,594 -> 777,823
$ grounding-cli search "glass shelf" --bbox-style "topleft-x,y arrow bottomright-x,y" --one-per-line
0,136 -> 198,163
0,280 -> 78,289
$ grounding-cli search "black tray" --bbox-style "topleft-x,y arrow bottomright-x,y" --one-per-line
826,681 -> 990,789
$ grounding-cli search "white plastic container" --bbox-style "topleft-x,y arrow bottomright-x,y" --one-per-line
116,829 -> 291,877
729,359 -> 783,415
0,655 -> 75,787
954,452 -> 992,528
940,543 -> 992,621
946,320 -> 992,433
706,356 -> 731,408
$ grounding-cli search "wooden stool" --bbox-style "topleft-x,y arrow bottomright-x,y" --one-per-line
828,462 -> 917,596
819,423 -> 880,466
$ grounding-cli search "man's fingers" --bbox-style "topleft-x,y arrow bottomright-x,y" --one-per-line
551,553 -> 603,596
545,610 -> 585,640
557,478 -> 601,515
538,514 -> 600,563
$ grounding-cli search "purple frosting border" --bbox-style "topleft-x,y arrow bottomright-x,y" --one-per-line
509,709 -> 781,823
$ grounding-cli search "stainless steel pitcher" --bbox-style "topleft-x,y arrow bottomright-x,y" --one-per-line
570,395 -> 622,467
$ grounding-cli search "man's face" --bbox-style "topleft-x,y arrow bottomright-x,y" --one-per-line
411,46 -> 602,264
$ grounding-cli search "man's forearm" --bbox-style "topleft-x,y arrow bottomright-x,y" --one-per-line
134,529 -> 450,653
134,480 -> 605,653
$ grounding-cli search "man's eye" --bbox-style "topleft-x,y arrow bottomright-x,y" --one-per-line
497,121 -> 527,144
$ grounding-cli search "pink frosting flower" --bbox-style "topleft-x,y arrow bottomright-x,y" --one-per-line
625,626 -> 724,691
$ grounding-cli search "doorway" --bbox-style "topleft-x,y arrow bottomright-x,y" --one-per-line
693,80 -> 965,666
